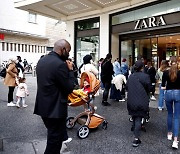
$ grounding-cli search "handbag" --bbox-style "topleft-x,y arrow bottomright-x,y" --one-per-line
0,68 -> 6,78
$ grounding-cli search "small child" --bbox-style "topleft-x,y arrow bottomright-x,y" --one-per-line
15,77 -> 29,108
82,77 -> 91,93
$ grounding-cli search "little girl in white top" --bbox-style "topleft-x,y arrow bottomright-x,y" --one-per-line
15,77 -> 29,108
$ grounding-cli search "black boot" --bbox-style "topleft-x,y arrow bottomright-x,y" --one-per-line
102,101 -> 111,106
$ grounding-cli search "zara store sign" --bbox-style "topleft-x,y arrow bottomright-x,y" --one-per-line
134,16 -> 166,30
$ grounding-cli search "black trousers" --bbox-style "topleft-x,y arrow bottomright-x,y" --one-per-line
8,86 -> 15,103
102,81 -> 111,102
132,116 -> 142,138
42,117 -> 67,154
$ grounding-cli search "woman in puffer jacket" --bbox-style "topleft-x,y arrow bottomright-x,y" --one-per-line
126,60 -> 151,147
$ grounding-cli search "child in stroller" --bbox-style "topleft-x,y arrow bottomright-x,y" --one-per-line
67,72 -> 108,139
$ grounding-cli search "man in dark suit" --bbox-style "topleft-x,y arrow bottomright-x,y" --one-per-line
34,39 -> 75,154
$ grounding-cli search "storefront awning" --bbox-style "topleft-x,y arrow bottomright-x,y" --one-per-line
14,0 -> 158,21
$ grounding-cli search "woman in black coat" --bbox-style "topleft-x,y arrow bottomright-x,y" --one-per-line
126,60 -> 151,147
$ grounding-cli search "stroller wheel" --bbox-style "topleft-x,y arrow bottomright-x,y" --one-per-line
66,117 -> 75,129
102,120 -> 108,130
77,125 -> 89,139
129,117 -> 133,122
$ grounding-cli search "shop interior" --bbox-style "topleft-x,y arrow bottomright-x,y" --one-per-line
120,34 -> 180,69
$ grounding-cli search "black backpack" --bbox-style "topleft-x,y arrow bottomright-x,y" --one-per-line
0,68 -> 6,78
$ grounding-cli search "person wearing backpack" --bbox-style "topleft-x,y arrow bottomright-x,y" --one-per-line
4,57 -> 18,107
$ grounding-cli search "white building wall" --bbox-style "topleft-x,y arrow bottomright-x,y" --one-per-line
100,14 -> 109,59
0,0 -> 46,36
66,20 -> 74,58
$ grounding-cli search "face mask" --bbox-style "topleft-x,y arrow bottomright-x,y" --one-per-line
90,60 -> 93,64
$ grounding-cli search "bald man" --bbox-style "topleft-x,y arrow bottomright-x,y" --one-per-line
34,39 -> 75,154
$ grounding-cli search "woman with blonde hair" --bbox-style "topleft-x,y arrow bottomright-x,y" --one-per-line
162,56 -> 180,149
156,60 -> 168,110
4,57 -> 18,107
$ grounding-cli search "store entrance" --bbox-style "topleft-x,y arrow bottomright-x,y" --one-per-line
120,34 -> 180,69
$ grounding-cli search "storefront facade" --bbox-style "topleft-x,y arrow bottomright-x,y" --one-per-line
15,0 -> 180,68
111,0 -> 180,69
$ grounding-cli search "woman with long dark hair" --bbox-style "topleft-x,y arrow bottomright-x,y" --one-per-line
162,56 -> 180,149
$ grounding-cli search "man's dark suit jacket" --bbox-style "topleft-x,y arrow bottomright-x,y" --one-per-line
34,51 -> 75,118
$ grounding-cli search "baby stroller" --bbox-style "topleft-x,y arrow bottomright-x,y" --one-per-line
66,72 -> 108,139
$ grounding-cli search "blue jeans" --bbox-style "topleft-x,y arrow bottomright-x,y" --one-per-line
158,84 -> 165,108
165,90 -> 180,137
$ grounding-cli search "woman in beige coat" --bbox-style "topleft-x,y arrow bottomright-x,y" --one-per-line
4,58 -> 18,107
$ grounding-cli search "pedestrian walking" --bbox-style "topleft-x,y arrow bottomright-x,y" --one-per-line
162,56 -> 180,149
34,39 -> 75,154
120,58 -> 129,79
144,60 -> 157,101
113,58 -> 121,76
126,60 -> 151,147
15,77 -> 29,108
4,57 -> 18,107
155,60 -> 168,110
101,53 -> 114,106
16,56 -> 25,78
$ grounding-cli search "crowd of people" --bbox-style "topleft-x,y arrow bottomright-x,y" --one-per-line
1,39 -> 180,153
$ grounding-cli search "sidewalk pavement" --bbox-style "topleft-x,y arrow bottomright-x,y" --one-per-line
0,96 -> 160,154
1,139 -> 70,154
1,75 -> 176,154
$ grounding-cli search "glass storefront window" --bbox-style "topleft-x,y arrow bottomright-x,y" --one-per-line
121,40 -> 133,68
76,36 -> 99,68
112,0 -> 180,25
76,17 -> 100,30
121,34 -> 180,69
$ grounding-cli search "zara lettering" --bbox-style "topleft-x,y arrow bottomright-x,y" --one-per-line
134,16 -> 166,30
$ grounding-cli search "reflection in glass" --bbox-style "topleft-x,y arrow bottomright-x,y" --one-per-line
76,36 -> 99,68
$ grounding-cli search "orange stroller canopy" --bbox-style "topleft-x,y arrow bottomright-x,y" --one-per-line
80,72 -> 100,95
68,72 -> 100,107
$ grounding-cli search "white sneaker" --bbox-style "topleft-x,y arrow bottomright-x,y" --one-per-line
158,107 -> 163,111
22,104 -> 28,108
172,141 -> 179,149
167,134 -> 172,141
119,99 -> 125,102
150,96 -> 156,101
63,138 -> 72,144
7,102 -> 16,107
16,103 -> 20,108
